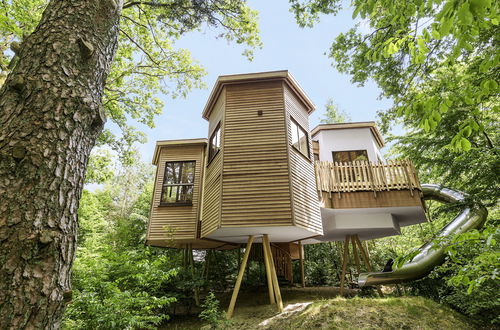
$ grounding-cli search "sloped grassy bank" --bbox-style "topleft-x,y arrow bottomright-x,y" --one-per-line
164,295 -> 479,329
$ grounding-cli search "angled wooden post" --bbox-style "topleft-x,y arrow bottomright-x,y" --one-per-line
299,240 -> 305,288
351,235 -> 361,274
263,234 -> 283,312
354,235 -> 384,297
262,238 -> 276,305
339,235 -> 350,296
227,235 -> 254,319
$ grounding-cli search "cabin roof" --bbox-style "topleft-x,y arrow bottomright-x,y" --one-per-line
311,122 -> 385,148
152,138 -> 207,165
202,70 -> 315,120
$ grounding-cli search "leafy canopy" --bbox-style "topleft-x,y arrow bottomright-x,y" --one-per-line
1,0 -> 261,153
290,0 -> 499,152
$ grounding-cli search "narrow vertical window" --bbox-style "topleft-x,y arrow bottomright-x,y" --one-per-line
161,161 -> 195,205
208,122 -> 221,163
290,118 -> 310,158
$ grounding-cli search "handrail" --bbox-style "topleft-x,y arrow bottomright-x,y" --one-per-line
315,160 -> 422,194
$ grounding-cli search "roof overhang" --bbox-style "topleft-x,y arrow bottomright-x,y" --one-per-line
311,122 -> 385,148
152,138 -> 207,165
202,70 -> 315,120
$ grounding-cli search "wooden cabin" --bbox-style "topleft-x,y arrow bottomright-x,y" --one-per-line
200,71 -> 323,244
146,71 -> 323,249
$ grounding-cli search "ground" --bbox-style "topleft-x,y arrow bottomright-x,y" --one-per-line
162,287 -> 478,329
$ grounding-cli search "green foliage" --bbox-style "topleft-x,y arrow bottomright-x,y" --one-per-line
62,160 -> 179,329
199,292 -> 225,329
1,0 -> 262,150
320,98 -> 352,124
304,242 -> 342,286
290,0 -> 499,152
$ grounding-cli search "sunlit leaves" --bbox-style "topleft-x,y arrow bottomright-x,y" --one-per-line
290,0 -> 499,151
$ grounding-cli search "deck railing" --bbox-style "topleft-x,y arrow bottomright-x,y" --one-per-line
315,160 -> 421,194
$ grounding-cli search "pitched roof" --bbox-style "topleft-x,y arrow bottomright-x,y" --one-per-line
152,138 -> 207,165
311,122 -> 385,148
202,70 -> 315,120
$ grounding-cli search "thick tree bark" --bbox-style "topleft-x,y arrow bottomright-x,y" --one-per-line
0,0 -> 122,328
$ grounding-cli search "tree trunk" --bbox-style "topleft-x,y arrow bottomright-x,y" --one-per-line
0,0 -> 122,328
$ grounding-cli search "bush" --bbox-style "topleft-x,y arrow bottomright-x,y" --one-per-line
199,292 -> 225,329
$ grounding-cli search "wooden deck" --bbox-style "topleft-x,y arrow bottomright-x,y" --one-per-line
315,160 -> 421,195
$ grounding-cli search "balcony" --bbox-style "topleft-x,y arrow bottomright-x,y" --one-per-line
309,160 -> 427,242
315,160 -> 422,196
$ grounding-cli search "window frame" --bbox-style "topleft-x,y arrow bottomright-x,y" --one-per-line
207,122 -> 221,165
332,150 -> 369,163
160,160 -> 196,206
290,117 -> 311,160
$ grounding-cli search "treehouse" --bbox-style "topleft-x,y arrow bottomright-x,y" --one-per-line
145,70 -> 427,315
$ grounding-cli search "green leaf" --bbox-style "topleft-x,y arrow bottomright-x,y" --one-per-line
460,138 -> 472,151
431,29 -> 441,40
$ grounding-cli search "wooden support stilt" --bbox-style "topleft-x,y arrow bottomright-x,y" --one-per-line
227,236 -> 254,319
351,235 -> 361,274
339,235 -> 350,296
299,240 -> 305,288
262,236 -> 276,305
353,235 -> 384,297
263,234 -> 283,312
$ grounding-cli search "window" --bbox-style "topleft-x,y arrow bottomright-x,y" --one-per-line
208,123 -> 221,163
160,161 -> 195,205
290,118 -> 310,158
332,150 -> 368,163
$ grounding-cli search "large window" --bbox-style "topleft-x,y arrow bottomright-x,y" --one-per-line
160,161 -> 195,205
290,118 -> 309,158
208,123 -> 221,163
332,150 -> 368,163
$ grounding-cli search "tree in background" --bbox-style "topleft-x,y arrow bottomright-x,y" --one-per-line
289,0 -> 499,323
290,0 -> 498,151
320,98 -> 352,124
0,0 -> 260,327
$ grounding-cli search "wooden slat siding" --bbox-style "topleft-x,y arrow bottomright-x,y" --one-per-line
314,160 -> 422,194
148,145 -> 204,242
201,90 -> 225,238
284,84 -> 323,235
221,81 -> 293,226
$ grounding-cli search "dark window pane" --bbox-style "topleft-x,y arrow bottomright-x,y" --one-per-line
351,150 -> 368,161
179,185 -> 194,202
181,162 -> 195,183
208,123 -> 221,162
299,129 -> 307,155
291,120 -> 299,150
161,186 -> 178,204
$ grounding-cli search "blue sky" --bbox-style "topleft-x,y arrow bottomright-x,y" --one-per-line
136,0 -> 392,163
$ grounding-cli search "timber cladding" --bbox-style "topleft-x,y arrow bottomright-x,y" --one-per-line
284,83 -> 323,235
147,144 -> 205,243
221,81 -> 293,227
201,89 -> 225,237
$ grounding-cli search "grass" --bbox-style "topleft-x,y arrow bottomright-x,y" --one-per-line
162,288 -> 477,329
